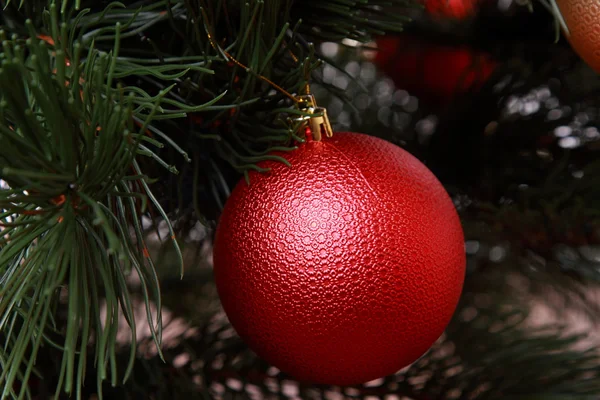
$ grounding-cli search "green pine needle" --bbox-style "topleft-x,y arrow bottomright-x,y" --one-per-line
0,13 -> 187,400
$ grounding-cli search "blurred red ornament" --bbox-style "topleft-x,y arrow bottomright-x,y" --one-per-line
213,131 -> 466,386
374,35 -> 497,108
424,0 -> 480,19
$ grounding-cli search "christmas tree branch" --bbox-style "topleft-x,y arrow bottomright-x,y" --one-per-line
50,0 -> 414,177
0,1 -> 415,222
291,0 -> 414,42
0,9 -> 208,397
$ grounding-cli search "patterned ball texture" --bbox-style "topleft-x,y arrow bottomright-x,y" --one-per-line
213,132 -> 466,386
557,0 -> 600,73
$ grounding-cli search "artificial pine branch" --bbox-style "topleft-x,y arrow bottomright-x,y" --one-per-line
65,0 -> 415,179
290,0 -> 415,42
0,8 -> 196,399
35,0 -> 415,223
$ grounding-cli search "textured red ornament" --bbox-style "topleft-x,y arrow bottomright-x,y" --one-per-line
213,132 -> 466,386
374,35 -> 496,108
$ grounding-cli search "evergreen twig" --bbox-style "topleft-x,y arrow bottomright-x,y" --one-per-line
0,9 -> 193,399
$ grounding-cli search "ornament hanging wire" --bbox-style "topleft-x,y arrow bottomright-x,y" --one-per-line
200,7 -> 333,141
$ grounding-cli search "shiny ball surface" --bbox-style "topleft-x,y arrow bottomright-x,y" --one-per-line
557,0 -> 600,73
213,132 -> 466,386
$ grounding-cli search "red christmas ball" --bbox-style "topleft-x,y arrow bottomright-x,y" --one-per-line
424,0 -> 480,19
213,132 -> 465,386
374,35 -> 496,108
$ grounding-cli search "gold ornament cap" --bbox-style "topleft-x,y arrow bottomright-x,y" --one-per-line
296,94 -> 333,141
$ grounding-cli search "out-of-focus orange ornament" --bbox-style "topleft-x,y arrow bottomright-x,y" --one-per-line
374,35 -> 497,108
556,0 -> 600,73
